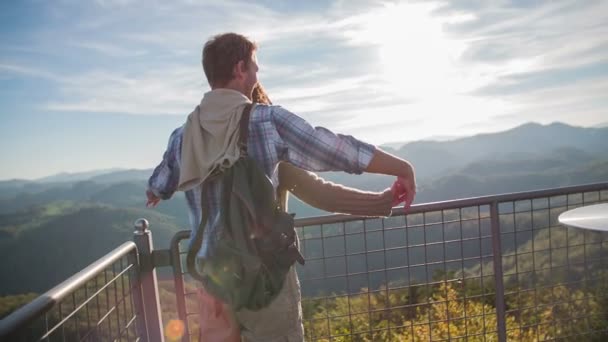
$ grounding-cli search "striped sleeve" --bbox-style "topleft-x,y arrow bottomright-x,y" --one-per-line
148,127 -> 182,200
271,106 -> 376,174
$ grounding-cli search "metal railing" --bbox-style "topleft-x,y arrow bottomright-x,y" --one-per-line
0,219 -> 165,342
295,183 -> 608,341
2,182 -> 607,341
166,182 -> 608,341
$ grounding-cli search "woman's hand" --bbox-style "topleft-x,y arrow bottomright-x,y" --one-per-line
391,177 -> 414,209
146,189 -> 161,208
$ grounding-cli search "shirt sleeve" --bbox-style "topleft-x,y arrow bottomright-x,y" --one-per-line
278,162 -> 392,217
271,106 -> 377,174
148,127 -> 182,200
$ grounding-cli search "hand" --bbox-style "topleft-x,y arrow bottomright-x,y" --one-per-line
397,175 -> 416,210
391,164 -> 416,210
391,180 -> 407,206
146,189 -> 161,208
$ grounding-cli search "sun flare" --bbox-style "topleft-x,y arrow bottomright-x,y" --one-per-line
356,3 -> 467,98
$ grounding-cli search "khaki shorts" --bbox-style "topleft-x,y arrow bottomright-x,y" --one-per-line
197,268 -> 304,342
236,267 -> 305,342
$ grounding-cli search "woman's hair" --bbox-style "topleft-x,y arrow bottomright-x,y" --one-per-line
202,33 -> 257,88
252,83 -> 272,105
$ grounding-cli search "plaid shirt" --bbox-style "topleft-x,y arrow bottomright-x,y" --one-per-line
148,104 -> 376,258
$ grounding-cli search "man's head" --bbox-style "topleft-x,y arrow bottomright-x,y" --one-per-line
202,33 -> 259,98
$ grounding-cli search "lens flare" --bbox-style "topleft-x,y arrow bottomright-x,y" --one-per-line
165,319 -> 185,341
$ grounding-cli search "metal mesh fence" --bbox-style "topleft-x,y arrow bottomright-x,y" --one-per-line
164,183 -> 608,341
297,205 -> 499,341
1,243 -> 144,342
497,189 -> 608,340
296,187 -> 608,341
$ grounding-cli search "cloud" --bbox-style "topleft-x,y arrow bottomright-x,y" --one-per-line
68,41 -> 148,58
444,0 -> 608,73
45,66 -> 205,115
7,1 -> 389,117
3,0 -> 607,144
494,77 -> 608,123
0,63 -> 62,81
426,0 -> 608,134
94,0 -> 136,8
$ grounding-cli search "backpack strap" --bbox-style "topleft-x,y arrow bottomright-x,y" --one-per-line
186,201 -> 209,282
187,102 -> 254,282
238,103 -> 253,155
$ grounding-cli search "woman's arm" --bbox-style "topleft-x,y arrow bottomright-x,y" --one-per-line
278,162 -> 393,217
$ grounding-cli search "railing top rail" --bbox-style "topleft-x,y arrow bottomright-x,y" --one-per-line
295,181 -> 608,226
0,241 -> 138,337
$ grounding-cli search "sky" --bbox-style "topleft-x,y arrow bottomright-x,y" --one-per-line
0,0 -> 607,180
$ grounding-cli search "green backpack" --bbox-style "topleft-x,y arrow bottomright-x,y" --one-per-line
186,104 -> 305,312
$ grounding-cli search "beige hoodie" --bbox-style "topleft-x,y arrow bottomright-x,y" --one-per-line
178,89 -> 252,191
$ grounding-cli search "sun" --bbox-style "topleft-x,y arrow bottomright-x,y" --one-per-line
356,3 -> 466,99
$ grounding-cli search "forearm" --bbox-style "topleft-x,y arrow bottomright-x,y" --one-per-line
280,163 -> 393,217
309,183 -> 393,217
147,156 -> 179,200
148,170 -> 177,200
365,148 -> 415,179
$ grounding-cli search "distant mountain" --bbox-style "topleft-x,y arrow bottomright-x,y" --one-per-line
379,142 -> 407,150
594,121 -> 608,128
416,159 -> 608,203
0,169 -> 130,200
0,179 -> 30,189
89,169 -> 153,183
380,135 -> 463,150
0,181 -> 64,201
396,122 -> 608,180
459,146 -> 593,174
0,181 -> 107,214
36,168 -> 126,183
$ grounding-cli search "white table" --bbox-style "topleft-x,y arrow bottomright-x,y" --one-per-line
558,203 -> 608,231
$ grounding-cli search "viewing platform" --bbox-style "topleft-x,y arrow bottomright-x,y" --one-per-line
1,182 -> 607,341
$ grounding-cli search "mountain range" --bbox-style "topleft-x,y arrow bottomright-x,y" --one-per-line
0,121 -> 607,296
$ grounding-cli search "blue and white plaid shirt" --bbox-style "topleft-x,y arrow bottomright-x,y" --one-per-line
148,104 -> 376,258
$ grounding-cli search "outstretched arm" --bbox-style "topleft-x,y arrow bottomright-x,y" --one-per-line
365,149 -> 416,209
278,163 -> 394,217
272,107 -> 416,209
146,127 -> 183,207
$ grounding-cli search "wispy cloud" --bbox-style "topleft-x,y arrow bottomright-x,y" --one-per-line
444,0 -> 608,76
68,41 -> 148,58
45,66 -> 204,115
0,63 -> 62,81
94,0 -> 137,8
2,0 -> 607,143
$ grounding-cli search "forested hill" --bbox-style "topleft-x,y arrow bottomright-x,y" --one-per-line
0,202 -> 181,295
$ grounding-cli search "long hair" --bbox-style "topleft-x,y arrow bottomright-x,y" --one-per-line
252,83 -> 272,105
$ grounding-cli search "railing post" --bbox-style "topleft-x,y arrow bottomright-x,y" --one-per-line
133,218 -> 165,342
130,235 -> 150,341
170,231 -> 192,342
490,202 -> 507,342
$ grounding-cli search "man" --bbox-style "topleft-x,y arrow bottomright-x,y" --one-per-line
147,32 -> 416,341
